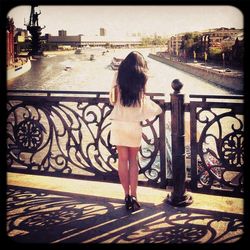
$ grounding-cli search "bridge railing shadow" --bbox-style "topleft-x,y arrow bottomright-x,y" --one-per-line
6,185 -> 243,244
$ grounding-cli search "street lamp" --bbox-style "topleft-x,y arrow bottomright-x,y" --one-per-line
193,50 -> 197,63
204,51 -> 207,65
222,52 -> 225,69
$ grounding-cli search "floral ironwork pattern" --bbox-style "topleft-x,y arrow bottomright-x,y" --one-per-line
14,118 -> 44,152
190,97 -> 244,196
7,92 -> 163,186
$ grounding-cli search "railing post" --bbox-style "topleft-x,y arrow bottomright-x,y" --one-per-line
166,79 -> 193,206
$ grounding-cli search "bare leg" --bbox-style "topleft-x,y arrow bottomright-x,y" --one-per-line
128,147 -> 140,197
117,146 -> 129,196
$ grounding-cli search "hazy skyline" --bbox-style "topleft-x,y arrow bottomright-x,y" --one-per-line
8,5 -> 244,37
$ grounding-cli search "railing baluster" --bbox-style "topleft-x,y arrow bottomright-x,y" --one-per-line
166,79 -> 193,206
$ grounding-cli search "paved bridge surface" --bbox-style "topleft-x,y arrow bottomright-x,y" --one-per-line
6,172 -> 244,244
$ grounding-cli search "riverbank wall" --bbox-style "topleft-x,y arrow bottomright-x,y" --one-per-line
148,53 -> 243,93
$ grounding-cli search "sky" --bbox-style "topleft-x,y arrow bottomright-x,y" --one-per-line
7,5 -> 244,37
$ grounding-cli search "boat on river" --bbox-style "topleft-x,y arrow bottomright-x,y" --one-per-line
90,54 -> 95,61
64,66 -> 72,71
7,58 -> 31,80
110,57 -> 123,70
75,48 -> 85,54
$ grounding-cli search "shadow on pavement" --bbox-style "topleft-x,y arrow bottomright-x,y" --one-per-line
6,185 -> 243,244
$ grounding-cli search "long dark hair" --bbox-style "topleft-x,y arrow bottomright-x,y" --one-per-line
117,51 -> 148,107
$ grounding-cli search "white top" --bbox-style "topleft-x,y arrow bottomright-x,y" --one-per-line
109,73 -> 162,122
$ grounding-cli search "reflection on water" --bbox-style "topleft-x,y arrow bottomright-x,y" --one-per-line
7,48 -> 234,96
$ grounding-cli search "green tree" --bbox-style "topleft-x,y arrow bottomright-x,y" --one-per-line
141,36 -> 168,47
141,37 -> 153,47
232,37 -> 244,67
180,32 -> 202,59
209,47 -> 222,61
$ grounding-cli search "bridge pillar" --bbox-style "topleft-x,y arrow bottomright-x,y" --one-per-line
166,79 -> 193,206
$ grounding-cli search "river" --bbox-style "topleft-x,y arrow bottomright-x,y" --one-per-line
7,48 -> 235,99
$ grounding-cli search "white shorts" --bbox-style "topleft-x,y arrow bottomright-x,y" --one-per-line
110,120 -> 142,147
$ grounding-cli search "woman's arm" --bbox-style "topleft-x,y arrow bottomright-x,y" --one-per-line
141,95 -> 162,120
109,72 -> 118,105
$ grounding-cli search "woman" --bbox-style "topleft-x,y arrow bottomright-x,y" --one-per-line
109,51 -> 162,211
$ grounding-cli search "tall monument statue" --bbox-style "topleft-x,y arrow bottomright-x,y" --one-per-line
25,4 -> 45,57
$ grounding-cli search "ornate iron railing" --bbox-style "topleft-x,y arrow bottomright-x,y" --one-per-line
6,88 -> 244,198
189,94 -> 244,197
6,90 -> 167,187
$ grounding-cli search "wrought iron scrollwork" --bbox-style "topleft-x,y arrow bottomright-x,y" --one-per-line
195,106 -> 243,194
139,116 -> 160,183
7,94 -> 162,185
